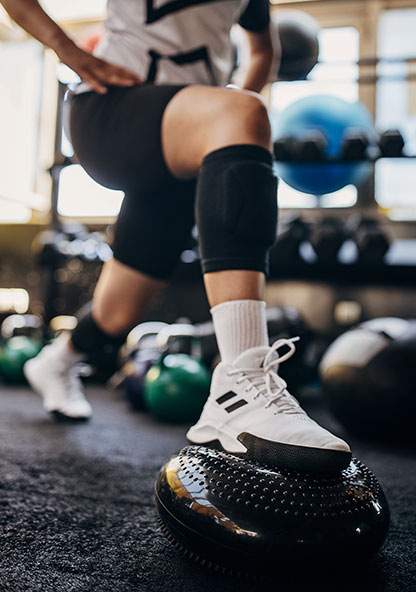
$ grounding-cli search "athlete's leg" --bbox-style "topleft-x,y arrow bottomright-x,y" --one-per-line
67,84 -> 197,345
162,85 -> 273,304
162,84 -> 275,335
25,84 -> 195,419
29,85 -> 269,420
91,260 -> 164,336
161,85 -> 351,471
64,85 -> 270,353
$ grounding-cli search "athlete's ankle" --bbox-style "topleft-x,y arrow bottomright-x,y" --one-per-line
71,310 -> 127,358
45,333 -> 85,368
211,299 -> 269,364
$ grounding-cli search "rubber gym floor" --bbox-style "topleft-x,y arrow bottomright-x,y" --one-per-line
0,385 -> 414,592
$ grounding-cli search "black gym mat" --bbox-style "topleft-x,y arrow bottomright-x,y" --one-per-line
0,386 -> 414,592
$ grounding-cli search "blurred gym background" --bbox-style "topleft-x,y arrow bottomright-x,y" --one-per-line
0,0 -> 415,331
0,1 -> 415,590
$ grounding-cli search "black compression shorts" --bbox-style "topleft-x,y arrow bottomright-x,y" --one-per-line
68,84 -> 196,279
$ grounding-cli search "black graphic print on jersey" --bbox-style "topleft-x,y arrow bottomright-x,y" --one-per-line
147,46 -> 217,84
146,0 -> 229,24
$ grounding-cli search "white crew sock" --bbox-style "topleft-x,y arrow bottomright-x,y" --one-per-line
43,333 -> 85,369
211,300 -> 269,365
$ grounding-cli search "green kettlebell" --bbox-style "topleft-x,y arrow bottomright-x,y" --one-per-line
144,353 -> 211,423
0,336 -> 42,383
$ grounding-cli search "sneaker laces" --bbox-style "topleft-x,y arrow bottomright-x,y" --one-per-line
228,337 -> 304,415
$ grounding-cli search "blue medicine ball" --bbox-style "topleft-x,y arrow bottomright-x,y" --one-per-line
271,95 -> 376,195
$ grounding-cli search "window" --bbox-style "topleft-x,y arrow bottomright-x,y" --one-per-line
0,40 -> 43,222
270,26 -> 360,208
58,165 -> 124,218
0,2 -> 108,223
375,8 -> 416,220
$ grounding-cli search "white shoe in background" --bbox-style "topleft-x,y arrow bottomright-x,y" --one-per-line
24,336 -> 92,420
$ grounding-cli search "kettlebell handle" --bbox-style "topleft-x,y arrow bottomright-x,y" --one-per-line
110,321 -> 169,388
127,322 -> 169,348
156,324 -> 202,360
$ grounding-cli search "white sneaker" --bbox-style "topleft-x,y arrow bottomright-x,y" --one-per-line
187,338 -> 351,472
24,341 -> 92,421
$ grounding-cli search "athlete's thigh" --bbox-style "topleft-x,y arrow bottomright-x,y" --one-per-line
68,83 -> 187,191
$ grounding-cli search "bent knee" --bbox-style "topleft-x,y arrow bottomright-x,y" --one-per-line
162,86 -> 272,177
234,91 -> 270,125
211,90 -> 272,151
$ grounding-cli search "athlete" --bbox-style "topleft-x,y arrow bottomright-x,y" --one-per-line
2,0 -> 351,472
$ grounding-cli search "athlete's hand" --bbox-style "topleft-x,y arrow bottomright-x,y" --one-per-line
58,43 -> 143,94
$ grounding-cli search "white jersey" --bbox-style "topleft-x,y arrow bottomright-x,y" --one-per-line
77,0 -> 270,91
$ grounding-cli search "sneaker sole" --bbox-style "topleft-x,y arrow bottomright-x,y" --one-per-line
187,430 -> 351,472
51,411 -> 91,423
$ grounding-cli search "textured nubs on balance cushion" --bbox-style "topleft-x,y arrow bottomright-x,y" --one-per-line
155,446 -> 390,574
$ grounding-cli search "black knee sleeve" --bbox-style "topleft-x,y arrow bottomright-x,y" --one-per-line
195,145 -> 278,276
71,310 -> 127,356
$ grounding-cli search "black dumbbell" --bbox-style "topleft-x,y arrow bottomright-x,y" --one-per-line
274,131 -> 327,162
295,130 -> 327,162
346,215 -> 390,264
309,218 -> 345,263
378,129 -> 405,157
274,135 -> 297,161
272,216 -> 309,261
341,129 -> 370,161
